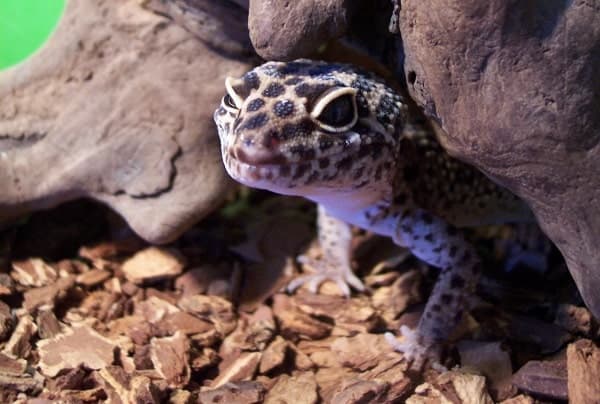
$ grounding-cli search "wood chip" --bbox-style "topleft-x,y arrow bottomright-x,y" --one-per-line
135,296 -> 181,324
457,340 -> 515,400
212,352 -> 262,388
190,347 -> 219,372
567,339 -> 600,404
23,276 -> 75,312
0,273 -> 15,295
76,269 -> 112,287
0,373 -> 43,394
371,269 -> 422,324
259,336 -> 289,374
198,381 -> 265,404
512,358 -> 567,401
122,247 -> 186,284
293,293 -> 381,335
331,334 -> 395,372
0,300 -> 15,341
272,294 -> 333,340
407,370 -> 493,404
157,311 -> 213,336
11,259 -> 57,288
499,394 -> 535,404
264,373 -> 318,404
555,304 -> 594,336
35,309 -> 62,339
331,379 -> 389,404
3,315 -> 37,359
150,331 -> 191,388
0,352 -> 27,375
178,294 -> 236,336
37,325 -> 117,377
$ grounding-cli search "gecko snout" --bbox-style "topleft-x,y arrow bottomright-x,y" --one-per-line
231,133 -> 288,166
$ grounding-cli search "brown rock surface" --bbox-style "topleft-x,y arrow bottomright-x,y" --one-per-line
248,0 -> 356,60
398,1 -> 600,318
0,0 -> 252,244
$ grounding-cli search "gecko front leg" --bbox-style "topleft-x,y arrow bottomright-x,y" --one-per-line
386,207 -> 481,369
287,204 -> 365,296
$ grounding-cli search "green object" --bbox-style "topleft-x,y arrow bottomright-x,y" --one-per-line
0,0 -> 65,70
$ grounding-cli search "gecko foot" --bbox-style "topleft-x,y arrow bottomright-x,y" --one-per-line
287,254 -> 365,296
385,326 -> 446,372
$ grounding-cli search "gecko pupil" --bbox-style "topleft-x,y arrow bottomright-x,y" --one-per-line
224,94 -> 238,109
317,94 -> 355,128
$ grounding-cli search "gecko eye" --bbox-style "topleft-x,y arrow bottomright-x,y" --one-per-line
311,87 -> 358,132
224,76 -> 246,110
223,94 -> 238,109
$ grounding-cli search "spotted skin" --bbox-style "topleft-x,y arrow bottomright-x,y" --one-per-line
214,60 -> 533,368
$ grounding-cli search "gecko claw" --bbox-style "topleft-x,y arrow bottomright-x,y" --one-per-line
286,254 -> 365,296
385,326 -> 446,371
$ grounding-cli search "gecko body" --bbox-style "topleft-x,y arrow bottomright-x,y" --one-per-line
214,60 -> 533,367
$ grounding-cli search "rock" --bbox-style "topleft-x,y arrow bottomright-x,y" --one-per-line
248,0 -> 355,60
0,0 -> 253,244
398,1 -> 600,320
37,325 -> 117,377
567,339 -> 600,404
143,0 -> 253,57
122,247 -> 186,284
512,358 -> 568,401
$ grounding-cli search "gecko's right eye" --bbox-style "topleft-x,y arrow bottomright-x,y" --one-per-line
310,87 -> 358,133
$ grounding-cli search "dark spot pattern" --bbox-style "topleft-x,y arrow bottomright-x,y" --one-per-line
449,246 -> 458,258
246,98 -> 265,112
450,275 -> 465,289
273,99 -> 295,117
244,71 -> 260,90
240,113 -> 268,130
318,158 -> 330,169
263,82 -> 285,98
421,212 -> 433,224
280,121 -> 313,140
284,77 -> 303,85
289,145 -> 316,160
318,137 -> 333,151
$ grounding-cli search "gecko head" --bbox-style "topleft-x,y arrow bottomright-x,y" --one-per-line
214,60 -> 406,197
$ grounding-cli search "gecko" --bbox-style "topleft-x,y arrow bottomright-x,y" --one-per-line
213,60 -> 534,368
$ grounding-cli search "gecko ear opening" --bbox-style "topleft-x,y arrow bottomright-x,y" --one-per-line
310,87 -> 358,133
224,76 -> 245,110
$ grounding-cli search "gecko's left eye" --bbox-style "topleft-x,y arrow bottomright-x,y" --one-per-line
223,94 -> 238,109
311,87 -> 358,132
224,76 -> 246,110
